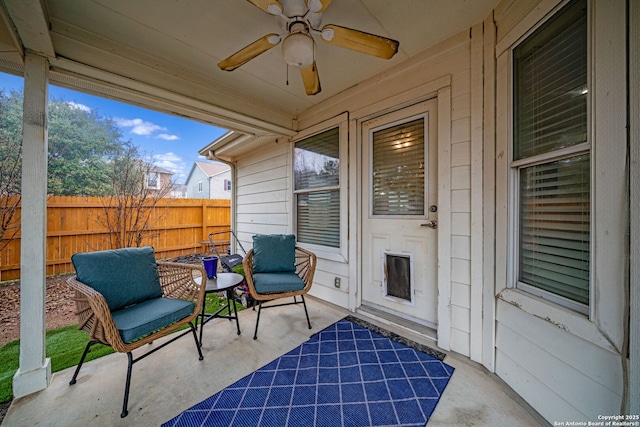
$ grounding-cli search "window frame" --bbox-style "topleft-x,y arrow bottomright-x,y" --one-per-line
146,172 -> 159,189
494,0 -> 627,351
292,113 -> 349,262
508,0 -> 592,315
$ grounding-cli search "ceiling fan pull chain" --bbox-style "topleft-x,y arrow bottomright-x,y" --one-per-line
286,64 -> 289,86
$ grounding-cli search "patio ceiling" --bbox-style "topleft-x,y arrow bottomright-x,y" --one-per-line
0,0 -> 499,136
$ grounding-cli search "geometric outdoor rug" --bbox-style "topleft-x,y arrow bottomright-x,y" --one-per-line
163,316 -> 454,427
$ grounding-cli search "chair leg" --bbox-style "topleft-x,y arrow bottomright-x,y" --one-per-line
121,352 -> 133,418
301,295 -> 312,330
190,322 -> 204,360
69,340 -> 98,385
253,301 -> 263,340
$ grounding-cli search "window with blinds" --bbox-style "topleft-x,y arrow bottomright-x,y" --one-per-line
294,127 -> 340,248
371,117 -> 425,216
513,0 -> 590,310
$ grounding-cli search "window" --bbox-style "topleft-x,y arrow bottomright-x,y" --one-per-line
512,0 -> 589,312
224,179 -> 231,191
198,181 -> 203,192
146,172 -> 159,189
371,116 -> 425,217
294,127 -> 340,248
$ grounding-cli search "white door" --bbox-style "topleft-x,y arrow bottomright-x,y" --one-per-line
361,99 -> 438,327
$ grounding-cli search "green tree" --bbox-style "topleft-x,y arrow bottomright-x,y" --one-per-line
0,88 -> 173,251
0,91 -> 22,251
0,90 -> 128,196
47,100 -> 124,196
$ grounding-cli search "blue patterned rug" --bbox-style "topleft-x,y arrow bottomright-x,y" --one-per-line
163,317 -> 454,427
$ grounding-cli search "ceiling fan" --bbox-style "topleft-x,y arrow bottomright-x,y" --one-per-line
217,0 -> 400,96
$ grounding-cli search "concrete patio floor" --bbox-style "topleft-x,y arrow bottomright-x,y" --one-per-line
2,297 -> 549,426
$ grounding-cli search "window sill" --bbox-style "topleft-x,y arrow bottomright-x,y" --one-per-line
497,288 -> 619,354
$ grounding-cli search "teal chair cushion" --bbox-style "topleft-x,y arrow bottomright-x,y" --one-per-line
252,234 -> 296,273
111,297 -> 195,343
253,272 -> 306,293
71,246 -> 163,311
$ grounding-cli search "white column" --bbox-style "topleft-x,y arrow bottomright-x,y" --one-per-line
629,0 -> 640,416
12,52 -> 51,398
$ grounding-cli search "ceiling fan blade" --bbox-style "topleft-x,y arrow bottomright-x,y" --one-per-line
246,0 -> 284,15
305,0 -> 332,13
321,25 -> 399,59
217,34 -> 281,71
300,62 -> 321,95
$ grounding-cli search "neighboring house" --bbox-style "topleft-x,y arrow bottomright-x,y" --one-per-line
185,161 -> 231,199
144,163 -> 174,197
170,184 -> 187,198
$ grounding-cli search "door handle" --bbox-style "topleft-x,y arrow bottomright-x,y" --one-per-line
420,221 -> 437,229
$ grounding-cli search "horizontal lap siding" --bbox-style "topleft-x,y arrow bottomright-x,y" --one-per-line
496,301 -> 623,421
235,140 -> 291,249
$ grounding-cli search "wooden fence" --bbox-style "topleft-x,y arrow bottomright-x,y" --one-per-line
0,196 -> 231,281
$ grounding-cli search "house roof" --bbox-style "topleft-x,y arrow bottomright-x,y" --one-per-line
149,164 -> 174,175
195,161 -> 230,177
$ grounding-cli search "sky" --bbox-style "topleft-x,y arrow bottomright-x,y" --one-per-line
0,72 -> 228,184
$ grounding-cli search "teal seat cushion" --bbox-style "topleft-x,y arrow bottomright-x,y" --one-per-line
252,234 -> 296,273
71,246 -> 163,311
111,297 -> 195,343
253,272 -> 306,294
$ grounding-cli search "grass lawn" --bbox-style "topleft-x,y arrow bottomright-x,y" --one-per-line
0,293 -> 243,404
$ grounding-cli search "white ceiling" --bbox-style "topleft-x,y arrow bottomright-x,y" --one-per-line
0,0 -> 500,134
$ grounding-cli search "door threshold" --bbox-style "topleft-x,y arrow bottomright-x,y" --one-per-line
355,304 -> 438,343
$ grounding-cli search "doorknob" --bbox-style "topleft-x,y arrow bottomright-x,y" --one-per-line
420,221 -> 437,229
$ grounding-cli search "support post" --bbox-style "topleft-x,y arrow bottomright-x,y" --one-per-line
12,52 -> 51,398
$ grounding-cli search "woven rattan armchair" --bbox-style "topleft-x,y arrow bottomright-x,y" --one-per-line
66,247 -> 206,418
242,234 -> 316,339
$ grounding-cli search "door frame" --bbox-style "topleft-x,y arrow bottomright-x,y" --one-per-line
360,101 -> 438,327
351,79 -> 452,350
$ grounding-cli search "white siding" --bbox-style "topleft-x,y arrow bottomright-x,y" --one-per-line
295,31 -> 475,356
208,170 -> 231,200
235,140 -> 292,249
234,128 -> 351,308
496,302 -> 623,421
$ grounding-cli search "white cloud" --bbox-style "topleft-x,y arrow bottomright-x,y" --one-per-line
154,152 -> 182,162
67,101 -> 91,112
114,117 -> 166,136
152,152 -> 189,184
156,133 -> 180,141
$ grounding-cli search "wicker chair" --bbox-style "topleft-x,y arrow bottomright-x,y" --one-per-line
66,247 -> 206,418
242,234 -> 316,339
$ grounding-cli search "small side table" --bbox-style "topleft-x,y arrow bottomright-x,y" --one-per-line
198,272 -> 244,346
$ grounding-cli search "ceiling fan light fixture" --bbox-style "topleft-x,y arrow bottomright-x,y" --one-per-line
282,32 -> 315,68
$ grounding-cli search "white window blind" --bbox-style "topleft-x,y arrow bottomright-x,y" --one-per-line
372,118 -> 425,216
294,127 -> 340,248
519,155 -> 590,305
514,0 -> 588,160
513,0 -> 590,308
